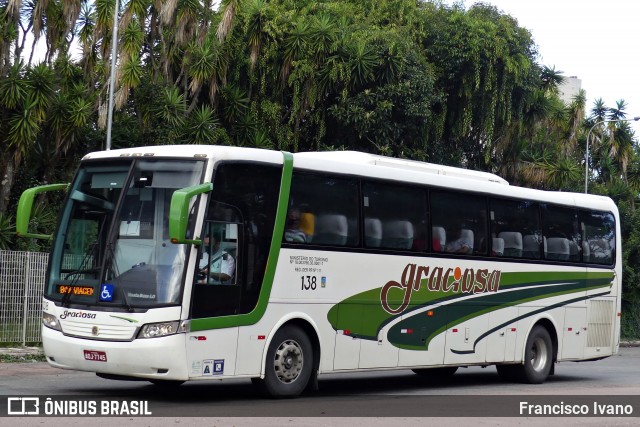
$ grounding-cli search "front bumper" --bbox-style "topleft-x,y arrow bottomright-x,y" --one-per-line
42,326 -> 188,381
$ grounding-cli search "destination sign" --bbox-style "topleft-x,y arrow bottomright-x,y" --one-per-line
56,285 -> 95,296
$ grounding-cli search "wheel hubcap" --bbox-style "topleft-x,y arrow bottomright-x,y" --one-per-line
273,339 -> 303,383
530,336 -> 548,372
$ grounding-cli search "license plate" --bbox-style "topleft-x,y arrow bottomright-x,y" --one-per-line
83,350 -> 107,362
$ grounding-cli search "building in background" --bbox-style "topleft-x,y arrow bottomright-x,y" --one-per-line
558,76 -> 582,105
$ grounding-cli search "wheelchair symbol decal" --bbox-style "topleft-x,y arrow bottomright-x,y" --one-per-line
99,284 -> 114,302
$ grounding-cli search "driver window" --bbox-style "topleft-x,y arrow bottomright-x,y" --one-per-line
197,222 -> 239,286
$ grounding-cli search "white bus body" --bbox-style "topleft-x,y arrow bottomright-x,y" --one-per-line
18,146 -> 620,396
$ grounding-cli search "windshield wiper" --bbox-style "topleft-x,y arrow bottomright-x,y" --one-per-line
104,240 -> 134,312
62,242 -> 99,307
119,287 -> 134,312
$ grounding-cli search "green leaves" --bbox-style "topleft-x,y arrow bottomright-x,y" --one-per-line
222,85 -> 249,123
349,42 -> 377,88
7,96 -> 40,150
0,214 -> 15,251
121,20 -> 145,59
158,87 -> 186,129
186,105 -> 220,145
0,62 -> 28,109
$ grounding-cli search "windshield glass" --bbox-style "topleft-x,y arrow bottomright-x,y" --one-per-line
47,159 -> 205,308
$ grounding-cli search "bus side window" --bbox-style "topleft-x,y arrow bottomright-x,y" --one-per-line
288,172 -> 359,247
314,214 -> 348,246
498,231 -> 523,258
365,218 -> 383,248
382,220 -> 414,250
541,204 -> 580,262
581,210 -> 615,265
363,181 -> 426,252
489,198 -> 540,260
432,226 -> 446,252
431,190 -> 487,256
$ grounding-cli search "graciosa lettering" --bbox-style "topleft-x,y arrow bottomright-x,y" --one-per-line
380,263 -> 501,315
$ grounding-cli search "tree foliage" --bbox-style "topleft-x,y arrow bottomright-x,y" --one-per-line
1,0 -> 640,335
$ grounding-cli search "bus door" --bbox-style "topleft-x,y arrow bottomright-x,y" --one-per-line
187,221 -> 241,378
184,161 -> 282,378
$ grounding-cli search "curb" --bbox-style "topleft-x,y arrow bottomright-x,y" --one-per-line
0,347 -> 44,357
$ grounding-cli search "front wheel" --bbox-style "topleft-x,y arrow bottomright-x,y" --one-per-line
259,325 -> 313,398
518,325 -> 553,384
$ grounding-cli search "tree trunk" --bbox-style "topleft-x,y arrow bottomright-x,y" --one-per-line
0,156 -> 16,215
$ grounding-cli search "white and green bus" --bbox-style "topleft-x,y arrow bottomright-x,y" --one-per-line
17,146 -> 621,397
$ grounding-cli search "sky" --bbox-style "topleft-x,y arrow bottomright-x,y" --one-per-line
446,0 -> 640,135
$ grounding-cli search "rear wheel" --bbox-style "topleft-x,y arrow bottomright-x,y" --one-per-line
517,325 -> 553,384
258,325 -> 313,398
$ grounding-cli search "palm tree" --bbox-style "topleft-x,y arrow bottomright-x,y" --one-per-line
608,121 -> 635,184
217,0 -> 240,43
590,98 -> 607,122
185,104 -> 220,144
244,0 -> 271,71
0,61 -> 53,213
566,89 -> 586,147
540,65 -> 565,95
280,19 -> 309,86
608,99 -> 628,121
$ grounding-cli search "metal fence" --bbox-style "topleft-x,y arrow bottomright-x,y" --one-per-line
0,250 -> 48,344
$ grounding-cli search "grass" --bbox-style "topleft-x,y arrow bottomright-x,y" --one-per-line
0,320 -> 42,343
0,353 -> 46,363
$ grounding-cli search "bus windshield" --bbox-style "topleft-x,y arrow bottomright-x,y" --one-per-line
47,159 -> 205,308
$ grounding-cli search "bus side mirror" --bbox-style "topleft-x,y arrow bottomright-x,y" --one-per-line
16,183 -> 69,240
169,182 -> 213,245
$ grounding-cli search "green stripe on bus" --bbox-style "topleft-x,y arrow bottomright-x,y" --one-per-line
327,271 -> 614,341
190,151 -> 293,332
388,282 -> 612,350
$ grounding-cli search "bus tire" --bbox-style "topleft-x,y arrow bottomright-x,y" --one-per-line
411,366 -> 458,381
518,325 -> 553,384
261,325 -> 313,398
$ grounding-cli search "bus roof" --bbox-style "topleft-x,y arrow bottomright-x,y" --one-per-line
83,146 -> 504,184
292,151 -> 509,185
81,145 -> 617,214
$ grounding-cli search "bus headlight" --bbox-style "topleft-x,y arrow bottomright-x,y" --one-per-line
138,321 -> 181,339
42,312 -> 61,331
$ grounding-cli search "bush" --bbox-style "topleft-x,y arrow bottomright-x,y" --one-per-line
621,300 -> 640,340
0,214 -> 15,250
